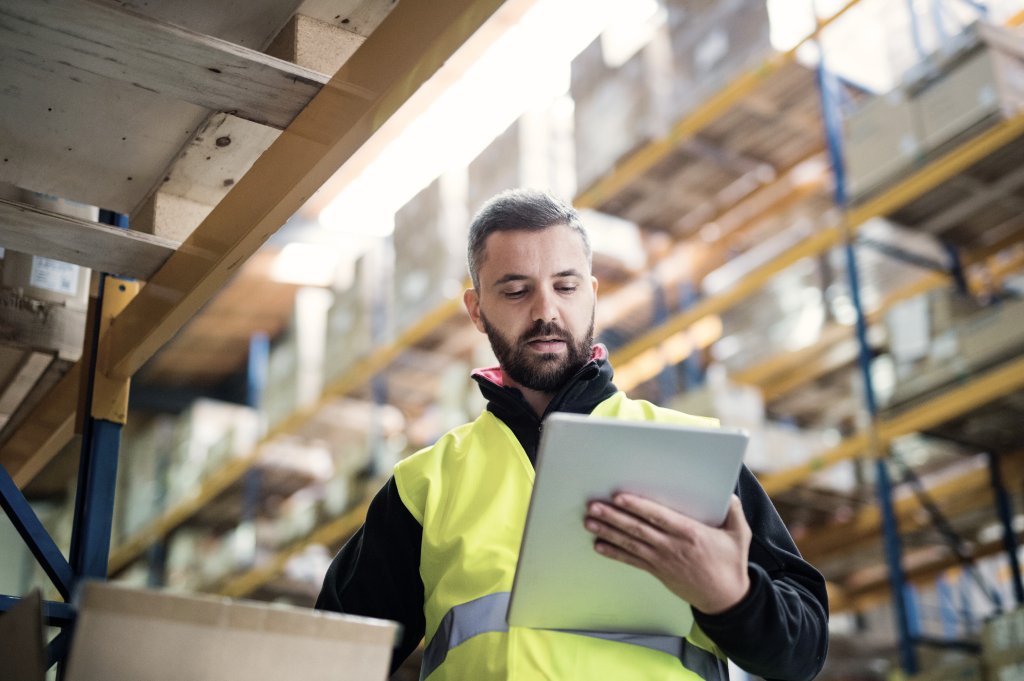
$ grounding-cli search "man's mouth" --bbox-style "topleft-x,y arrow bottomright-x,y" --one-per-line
526,336 -> 567,352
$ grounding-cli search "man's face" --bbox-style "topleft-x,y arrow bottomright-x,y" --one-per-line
464,223 -> 598,393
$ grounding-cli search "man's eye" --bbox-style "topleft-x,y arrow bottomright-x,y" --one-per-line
504,289 -> 526,299
556,286 -> 577,294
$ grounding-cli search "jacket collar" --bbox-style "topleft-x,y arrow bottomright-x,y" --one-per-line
470,345 -> 619,464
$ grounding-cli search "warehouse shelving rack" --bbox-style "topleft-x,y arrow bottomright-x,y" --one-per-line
92,0 -> 871,596
0,0 -> 503,668
814,3 -> 1024,672
97,0 -> 1024,621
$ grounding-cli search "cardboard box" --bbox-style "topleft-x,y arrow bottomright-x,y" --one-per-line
571,29 -> 673,192
916,24 -> 1024,153
0,590 -> 44,681
391,171 -> 468,333
845,91 -> 922,201
66,581 -> 397,681
665,0 -> 772,118
466,101 -> 575,215
983,608 -> 1024,665
908,657 -> 983,681
988,659 -> 1024,681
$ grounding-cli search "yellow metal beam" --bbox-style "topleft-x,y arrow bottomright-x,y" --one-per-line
611,225 -> 844,367
611,115 -> 1024,376
835,530 -> 1024,614
760,433 -> 870,496
760,355 -> 1024,495
761,337 -> 862,402
324,296 -> 465,398
574,0 -> 865,209
101,0 -> 504,382
107,297 -> 466,574
878,355 -> 1024,441
799,453 -> 1023,560
847,115 -> 1024,227
107,454 -> 256,574
0,363 -> 79,488
732,323 -> 851,388
217,497 -> 373,598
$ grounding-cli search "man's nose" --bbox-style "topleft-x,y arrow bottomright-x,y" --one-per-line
531,288 -> 558,322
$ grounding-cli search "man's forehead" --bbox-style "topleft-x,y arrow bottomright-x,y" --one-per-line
478,226 -> 590,281
480,223 -> 587,257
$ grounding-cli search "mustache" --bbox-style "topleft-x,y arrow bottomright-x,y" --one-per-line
520,321 -> 571,343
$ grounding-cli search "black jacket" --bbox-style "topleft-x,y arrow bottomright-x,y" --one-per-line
316,353 -> 829,680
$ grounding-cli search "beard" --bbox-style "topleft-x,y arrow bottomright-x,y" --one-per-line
480,310 -> 595,393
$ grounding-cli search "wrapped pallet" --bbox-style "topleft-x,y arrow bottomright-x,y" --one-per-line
571,0 -> 772,193
467,97 -> 575,214
391,170 -> 468,334
664,0 -> 772,118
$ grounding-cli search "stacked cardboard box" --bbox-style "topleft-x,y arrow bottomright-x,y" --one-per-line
908,656 -> 983,681
571,0 -> 771,193
845,23 -> 1024,202
324,254 -> 375,382
466,99 -> 575,214
391,171 -> 468,334
882,292 -> 1024,410
983,608 -> 1024,681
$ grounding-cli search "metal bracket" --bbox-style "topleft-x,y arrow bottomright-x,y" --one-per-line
91,277 -> 140,424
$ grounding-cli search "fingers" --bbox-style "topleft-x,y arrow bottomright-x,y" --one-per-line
585,516 -> 655,569
606,494 -> 675,532
585,503 -> 662,556
592,537 -> 654,572
607,493 -> 704,539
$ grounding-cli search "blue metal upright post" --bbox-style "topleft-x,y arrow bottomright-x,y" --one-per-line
678,281 -> 705,390
68,267 -> 123,580
68,418 -> 122,581
0,208 -> 138,672
816,46 -> 920,673
650,279 -> 679,402
987,451 -> 1024,607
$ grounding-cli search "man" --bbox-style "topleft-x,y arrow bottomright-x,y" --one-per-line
317,189 -> 829,680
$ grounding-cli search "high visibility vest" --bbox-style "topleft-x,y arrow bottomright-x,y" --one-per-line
394,391 -> 730,680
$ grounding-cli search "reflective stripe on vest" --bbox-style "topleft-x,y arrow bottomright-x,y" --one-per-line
421,592 -> 728,681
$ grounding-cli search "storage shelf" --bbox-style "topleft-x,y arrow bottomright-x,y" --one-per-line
103,7 -> 1024,605
760,354 -> 1024,495
0,0 -> 500,484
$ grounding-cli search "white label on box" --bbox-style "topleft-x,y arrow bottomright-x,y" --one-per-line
30,256 -> 80,296
899,133 -> 919,157
888,295 -> 930,363
979,84 -> 997,110
695,28 -> 728,72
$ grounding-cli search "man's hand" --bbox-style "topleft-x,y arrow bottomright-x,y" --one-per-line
583,493 -> 752,614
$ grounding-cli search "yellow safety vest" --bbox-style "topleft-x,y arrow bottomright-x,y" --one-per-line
394,391 -> 730,680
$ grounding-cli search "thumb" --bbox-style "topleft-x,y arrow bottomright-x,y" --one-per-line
721,495 -> 746,532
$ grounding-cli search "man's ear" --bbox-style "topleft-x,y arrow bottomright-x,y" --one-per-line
591,275 -> 599,295
464,288 -> 485,333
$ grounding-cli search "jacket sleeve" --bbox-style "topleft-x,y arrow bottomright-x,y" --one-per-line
315,476 -> 425,674
692,466 -> 829,681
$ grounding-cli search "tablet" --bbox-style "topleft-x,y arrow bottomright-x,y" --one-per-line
506,413 -> 748,637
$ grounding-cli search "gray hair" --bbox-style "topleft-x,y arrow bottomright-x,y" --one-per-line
467,188 -> 592,290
